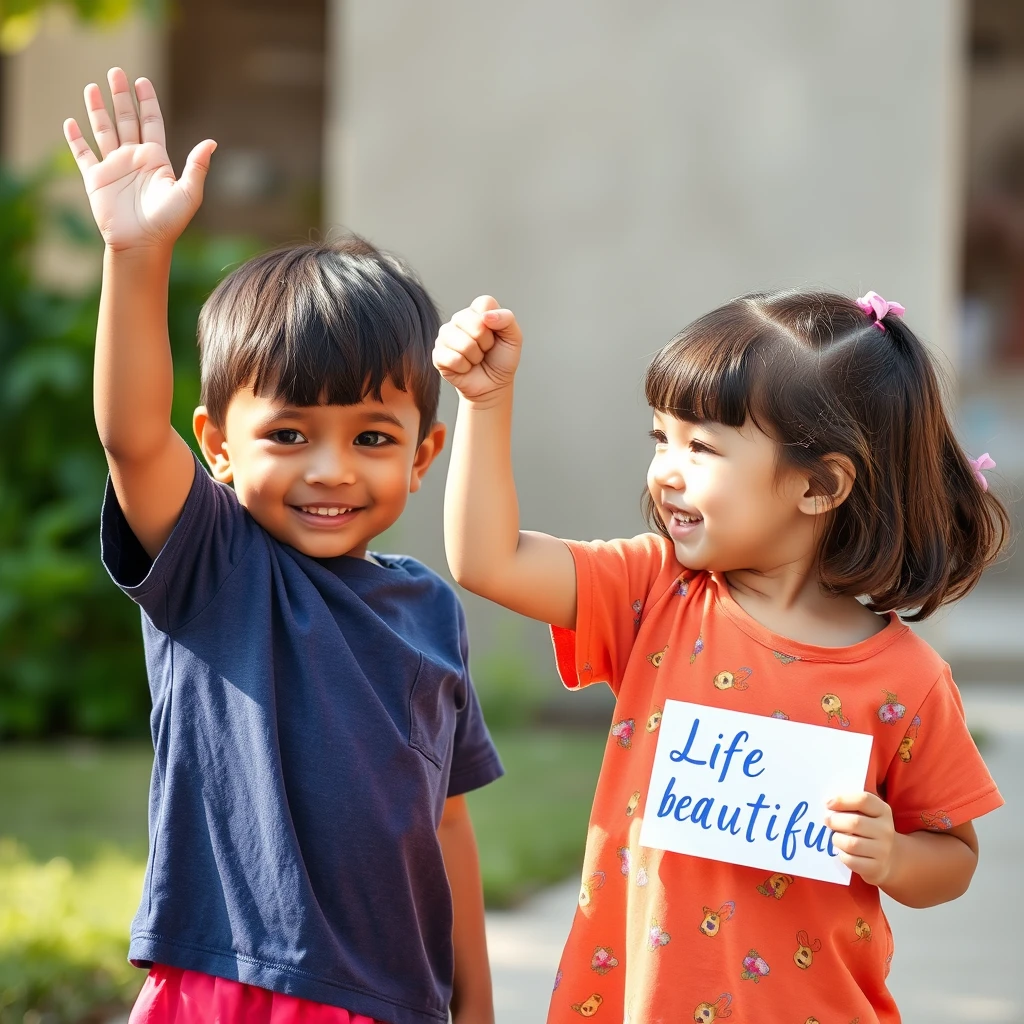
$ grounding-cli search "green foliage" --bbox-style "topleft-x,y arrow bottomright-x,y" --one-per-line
0,841 -> 145,1023
0,164 -> 256,738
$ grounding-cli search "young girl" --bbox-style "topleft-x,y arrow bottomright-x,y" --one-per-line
433,290 -> 1009,1023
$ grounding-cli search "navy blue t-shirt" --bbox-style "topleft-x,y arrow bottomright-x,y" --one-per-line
101,458 -> 503,1024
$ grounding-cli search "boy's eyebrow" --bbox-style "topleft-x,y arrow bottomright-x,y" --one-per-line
260,406 -> 407,430
355,409 -> 407,429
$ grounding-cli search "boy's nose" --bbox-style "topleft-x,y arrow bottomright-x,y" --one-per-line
304,445 -> 358,486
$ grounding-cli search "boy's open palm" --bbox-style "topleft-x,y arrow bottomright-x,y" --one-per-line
63,68 -> 215,250
433,296 -> 523,402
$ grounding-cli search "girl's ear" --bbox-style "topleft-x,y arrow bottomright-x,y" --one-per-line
799,454 -> 856,517
193,406 -> 234,483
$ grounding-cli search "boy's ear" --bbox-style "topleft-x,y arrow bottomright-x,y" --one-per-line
798,453 -> 856,517
193,406 -> 234,483
409,421 -> 447,493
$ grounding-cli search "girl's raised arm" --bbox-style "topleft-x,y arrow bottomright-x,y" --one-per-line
433,297 -> 577,629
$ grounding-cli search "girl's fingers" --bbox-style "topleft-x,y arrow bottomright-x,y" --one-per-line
438,323 -> 486,364
63,118 -> 98,174
826,811 -> 872,836
135,77 -> 166,149
84,82 -> 119,158
107,67 -> 139,146
178,139 -> 217,204
470,294 -> 500,315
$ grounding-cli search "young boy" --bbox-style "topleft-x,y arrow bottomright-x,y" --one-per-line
63,68 -> 502,1024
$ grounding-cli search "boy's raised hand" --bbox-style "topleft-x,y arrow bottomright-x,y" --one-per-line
63,68 -> 215,251
433,296 -> 523,402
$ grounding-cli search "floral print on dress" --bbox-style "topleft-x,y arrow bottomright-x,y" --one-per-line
877,690 -> 907,724
698,901 -> 735,938
693,994 -> 733,1022
921,809 -> 953,831
646,706 -> 663,732
770,709 -> 790,720
713,667 -> 752,692
647,645 -> 668,668
854,917 -> 872,942
674,577 -> 690,597
579,871 -> 606,907
625,790 -> 641,816
898,715 -> 922,762
553,969 -> 563,991
773,650 -> 800,665
632,600 -> 643,627
570,993 -> 604,1017
590,946 -> 619,975
793,930 -> 822,969
740,949 -> 770,982
635,860 -> 649,887
647,919 -> 671,950
610,719 -> 635,748
821,693 -> 850,728
690,634 -> 704,663
756,872 -> 794,899
616,846 -> 630,877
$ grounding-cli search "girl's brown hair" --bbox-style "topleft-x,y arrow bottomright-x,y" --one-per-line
643,290 -> 1010,620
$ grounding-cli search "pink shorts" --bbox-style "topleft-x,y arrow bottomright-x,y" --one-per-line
129,965 -> 388,1024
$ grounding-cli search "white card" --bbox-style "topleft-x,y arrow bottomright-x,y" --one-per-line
638,699 -> 873,884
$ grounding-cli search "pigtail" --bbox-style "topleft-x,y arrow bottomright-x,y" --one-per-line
833,316 -> 1010,619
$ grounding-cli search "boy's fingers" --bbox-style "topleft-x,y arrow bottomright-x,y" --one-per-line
178,140 -> 217,203
470,295 -> 499,314
63,118 -> 98,173
135,77 -> 166,149
107,67 -> 139,146
84,82 -> 118,158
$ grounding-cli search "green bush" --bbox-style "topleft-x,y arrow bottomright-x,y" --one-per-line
0,163 -> 256,738
0,840 -> 145,1023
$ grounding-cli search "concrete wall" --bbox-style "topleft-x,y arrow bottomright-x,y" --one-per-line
1,7 -> 163,287
326,0 -> 967,680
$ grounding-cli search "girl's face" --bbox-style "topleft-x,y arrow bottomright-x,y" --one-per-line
647,412 -> 813,573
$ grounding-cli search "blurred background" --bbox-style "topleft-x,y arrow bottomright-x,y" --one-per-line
0,1 -> 1021,1021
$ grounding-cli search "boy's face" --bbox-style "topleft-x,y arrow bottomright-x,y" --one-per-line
194,379 -> 445,560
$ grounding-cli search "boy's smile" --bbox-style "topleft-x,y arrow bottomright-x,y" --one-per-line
195,379 -> 445,560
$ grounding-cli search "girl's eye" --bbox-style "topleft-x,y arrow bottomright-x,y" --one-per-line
689,439 -> 715,455
648,430 -> 667,444
268,428 -> 306,445
354,431 -> 395,447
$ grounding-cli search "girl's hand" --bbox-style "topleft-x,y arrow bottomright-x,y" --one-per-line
826,791 -> 897,887
63,68 -> 216,252
433,296 -> 523,403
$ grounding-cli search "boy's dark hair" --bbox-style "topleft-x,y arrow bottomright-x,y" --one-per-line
198,237 -> 441,443
643,289 -> 1011,620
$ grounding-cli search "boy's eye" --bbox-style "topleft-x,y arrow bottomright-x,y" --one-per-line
354,431 -> 395,447
268,428 -> 307,445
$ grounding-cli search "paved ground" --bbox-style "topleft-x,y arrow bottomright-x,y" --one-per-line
485,683 -> 1024,1024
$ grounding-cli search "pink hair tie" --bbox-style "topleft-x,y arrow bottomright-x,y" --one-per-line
856,291 -> 906,332
968,453 -> 996,492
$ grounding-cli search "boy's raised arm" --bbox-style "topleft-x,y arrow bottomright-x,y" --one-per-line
64,68 -> 215,559
433,297 -> 577,629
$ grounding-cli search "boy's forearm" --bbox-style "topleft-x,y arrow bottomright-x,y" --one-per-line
438,799 -> 494,1024
444,391 -> 520,592
94,244 -> 176,460
879,828 -> 978,908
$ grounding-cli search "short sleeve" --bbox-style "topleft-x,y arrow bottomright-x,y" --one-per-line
884,665 -> 1004,833
550,533 -> 678,696
447,603 -> 504,797
101,454 -> 257,633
